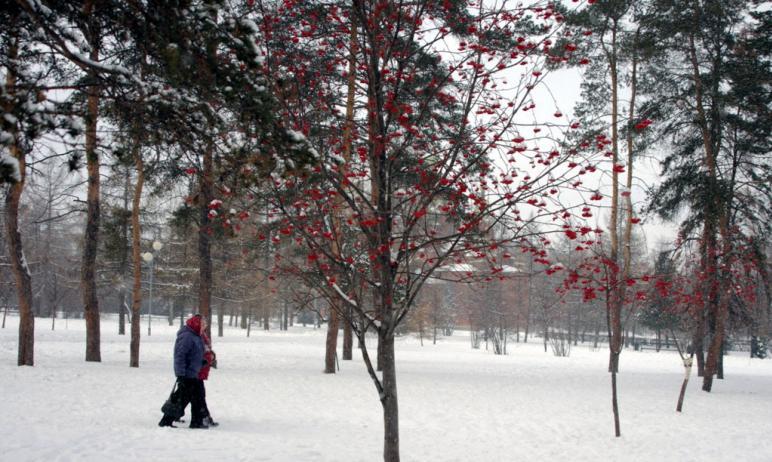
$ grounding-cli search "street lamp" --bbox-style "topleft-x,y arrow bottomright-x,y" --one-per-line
142,240 -> 163,336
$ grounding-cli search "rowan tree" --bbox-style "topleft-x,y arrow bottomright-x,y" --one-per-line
224,1 -> 607,460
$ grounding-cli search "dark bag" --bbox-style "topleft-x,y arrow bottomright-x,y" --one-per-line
161,382 -> 185,419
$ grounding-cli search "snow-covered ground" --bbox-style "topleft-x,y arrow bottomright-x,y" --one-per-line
1,315 -> 771,462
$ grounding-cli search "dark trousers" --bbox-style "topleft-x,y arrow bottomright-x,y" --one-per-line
196,379 -> 211,418
160,378 -> 205,426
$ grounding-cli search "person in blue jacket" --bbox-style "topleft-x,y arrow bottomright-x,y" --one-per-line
159,314 -> 208,428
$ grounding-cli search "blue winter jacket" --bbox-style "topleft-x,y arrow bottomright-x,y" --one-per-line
173,325 -> 205,378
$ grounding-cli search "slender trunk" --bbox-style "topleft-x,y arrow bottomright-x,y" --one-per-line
129,137 -> 144,368
247,305 -> 252,337
704,283 -> 729,391
611,366 -> 621,437
381,333 -> 400,462
606,19 -> 623,379
343,307 -> 353,360
218,301 -> 224,337
688,16 -> 729,392
328,13 -> 357,367
7,176 -> 34,366
118,168 -> 130,335
51,284 -> 56,331
525,264 -> 532,343
677,357 -> 693,412
240,303 -> 248,329
358,6 -> 387,372
199,141 -> 214,338
717,341 -> 724,379
620,28 -> 639,351
324,306 -> 339,373
81,10 -> 101,362
45,179 -> 57,331
4,36 -> 34,366
574,311 -> 579,346
693,324 -> 705,376
118,292 -> 127,335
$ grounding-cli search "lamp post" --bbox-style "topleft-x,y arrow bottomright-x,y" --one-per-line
142,240 -> 163,336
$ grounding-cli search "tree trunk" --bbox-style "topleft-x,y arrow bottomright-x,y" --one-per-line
676,357 -> 693,412
688,25 -> 730,393
50,291 -> 56,331
525,265 -> 532,343
380,333 -> 400,462
118,167 -> 130,335
81,8 -> 102,362
247,306 -> 252,337
198,141 -> 214,338
692,318 -> 706,376
218,301 -> 224,337
4,39 -> 34,365
703,289 -> 729,391
717,341 -> 724,379
606,18 -> 623,378
6,177 -> 34,366
240,303 -> 248,329
327,15 -> 357,366
343,307 -> 353,360
129,137 -> 144,368
45,181 -> 57,331
324,307 -> 339,373
611,363 -> 621,437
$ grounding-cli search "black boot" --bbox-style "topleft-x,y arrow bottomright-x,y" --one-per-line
158,415 -> 177,428
189,420 -> 209,429
203,416 -> 219,427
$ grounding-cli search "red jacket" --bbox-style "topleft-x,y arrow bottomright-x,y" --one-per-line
198,332 -> 216,380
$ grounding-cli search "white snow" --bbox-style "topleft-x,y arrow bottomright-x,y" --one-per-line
437,263 -> 477,272
1,148 -> 22,182
3,113 -> 18,125
286,129 -> 307,143
330,281 -> 358,308
1,315 -> 771,461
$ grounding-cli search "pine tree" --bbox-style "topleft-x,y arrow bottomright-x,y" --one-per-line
643,0 -> 770,391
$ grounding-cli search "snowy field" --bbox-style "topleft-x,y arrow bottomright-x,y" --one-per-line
1,315 -> 771,462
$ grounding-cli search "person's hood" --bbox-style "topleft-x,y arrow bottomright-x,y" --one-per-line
185,315 -> 202,335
